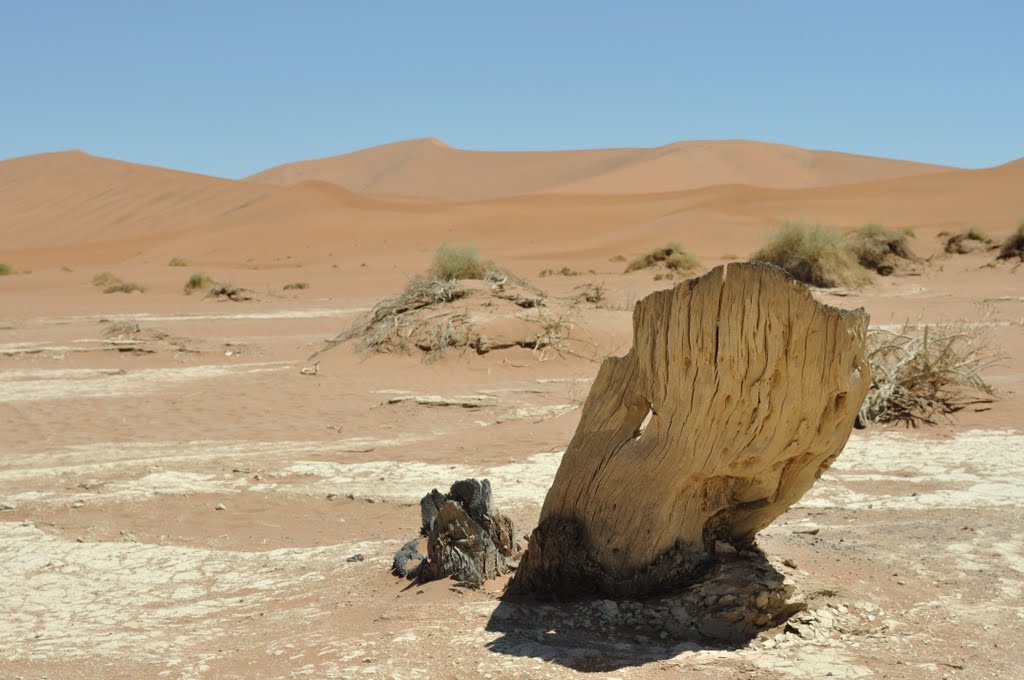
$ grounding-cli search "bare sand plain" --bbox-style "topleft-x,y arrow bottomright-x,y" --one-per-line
2,140 -> 1023,678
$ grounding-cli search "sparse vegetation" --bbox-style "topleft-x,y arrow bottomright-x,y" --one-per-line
539,267 -> 582,277
750,222 -> 868,288
573,282 -> 607,305
944,227 -> 993,254
429,243 -> 487,280
104,282 -> 146,294
846,223 -> 918,275
625,242 -> 699,275
609,254 -> 627,263
997,221 -> 1024,261
208,282 -> 253,301
183,272 -> 214,294
168,257 -> 189,267
721,253 -> 740,261
317,248 -> 602,361
103,319 -> 142,337
0,263 -> 11,276
859,320 -> 1002,427
92,272 -> 120,287
283,282 -> 310,290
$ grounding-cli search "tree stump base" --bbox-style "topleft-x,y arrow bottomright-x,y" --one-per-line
392,478 -> 521,587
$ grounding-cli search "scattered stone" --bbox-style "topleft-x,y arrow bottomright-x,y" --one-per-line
326,493 -> 339,500
0,503 -> 15,511
346,554 -> 365,563
70,499 -> 85,509
783,558 -> 799,569
214,503 -> 227,511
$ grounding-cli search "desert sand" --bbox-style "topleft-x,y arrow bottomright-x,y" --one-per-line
1,139 -> 1023,678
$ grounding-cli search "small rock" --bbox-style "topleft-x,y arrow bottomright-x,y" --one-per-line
214,503 -> 227,511
595,600 -> 619,620
70,499 -> 85,509
896,579 -> 906,586
793,525 -> 820,535
0,503 -> 15,511
346,554 -> 365,562
783,558 -> 799,569
326,493 -> 338,500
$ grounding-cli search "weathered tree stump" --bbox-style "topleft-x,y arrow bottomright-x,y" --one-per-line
393,479 -> 520,587
509,262 -> 870,598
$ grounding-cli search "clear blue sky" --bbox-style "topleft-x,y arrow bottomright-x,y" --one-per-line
2,1 -> 1021,178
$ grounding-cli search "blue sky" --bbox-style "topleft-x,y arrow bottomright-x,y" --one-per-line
2,1 -> 1021,178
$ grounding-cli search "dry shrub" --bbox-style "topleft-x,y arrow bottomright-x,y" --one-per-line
319,276 -> 466,357
104,282 -> 146,294
944,227 -> 993,254
208,282 -> 253,301
183,272 -> 213,294
997,221 -> 1024,261
429,243 -> 487,280
847,224 -> 918,275
92,272 -> 121,288
103,319 -> 142,337
0,263 -> 11,276
859,320 -> 1001,426
283,282 -> 309,290
625,242 -> 699,274
168,257 -> 188,267
750,222 -> 868,288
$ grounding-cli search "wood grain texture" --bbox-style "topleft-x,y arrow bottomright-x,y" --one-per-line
510,262 -> 870,597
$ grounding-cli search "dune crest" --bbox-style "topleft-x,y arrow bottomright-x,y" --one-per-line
246,138 -> 955,200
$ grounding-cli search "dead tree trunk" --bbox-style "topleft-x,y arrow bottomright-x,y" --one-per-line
509,262 -> 870,598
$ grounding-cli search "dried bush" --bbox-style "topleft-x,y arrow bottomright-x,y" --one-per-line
750,222 -> 869,288
318,276 -> 466,357
859,320 -> 1001,426
168,257 -> 189,267
944,227 -> 993,254
997,221 -> 1024,261
429,243 -> 488,280
283,282 -> 309,290
208,282 -> 253,301
103,282 -> 146,294
92,272 -> 121,287
0,263 -> 11,276
625,242 -> 699,274
847,224 -> 918,275
183,272 -> 213,294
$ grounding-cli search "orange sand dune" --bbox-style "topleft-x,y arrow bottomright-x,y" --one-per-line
3,146 -> 1022,274
245,138 -> 954,200
0,151 -> 280,254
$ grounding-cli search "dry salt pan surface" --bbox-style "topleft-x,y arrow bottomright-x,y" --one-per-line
0,363 -> 292,402
2,429 -> 1023,678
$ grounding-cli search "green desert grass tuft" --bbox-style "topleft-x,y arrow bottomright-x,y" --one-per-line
168,257 -> 189,267
846,223 -> 918,274
997,221 -> 1024,261
750,222 -> 869,288
183,272 -> 214,294
624,242 -> 699,274
283,282 -> 310,290
0,262 -> 11,276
